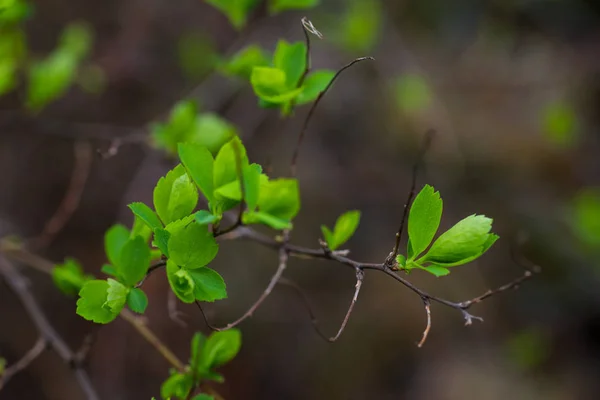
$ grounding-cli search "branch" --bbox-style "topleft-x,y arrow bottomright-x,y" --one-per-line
0,256 -> 100,400
30,140 -> 93,250
387,129 -> 435,263
290,56 -> 374,177
197,243 -> 289,331
417,298 -> 431,348
297,17 -> 322,89
326,268 -> 364,342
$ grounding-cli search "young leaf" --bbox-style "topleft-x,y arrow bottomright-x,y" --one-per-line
104,224 -> 130,266
426,233 -> 499,267
178,142 -> 215,203
189,268 -> 227,302
243,210 -> 292,230
76,280 -> 118,324
117,236 -> 151,286
320,225 -> 335,248
105,278 -> 128,313
168,223 -> 219,269
160,371 -> 193,400
190,113 -> 237,155
221,44 -> 270,80
419,265 -> 450,277
250,67 -> 304,103
205,0 -> 259,30
191,395 -> 214,400
295,70 -> 334,105
273,40 -> 306,89
131,215 -> 152,242
213,137 -> 248,189
201,329 -> 242,369
195,210 -> 219,225
101,264 -> 117,277
190,332 -> 207,373
268,0 -> 319,14
408,185 -> 443,259
323,210 -> 361,251
243,163 -> 262,212
258,178 -> 300,221
421,214 -> 496,266
154,228 -> 171,258
153,164 -> 199,225
127,288 -> 149,313
52,258 -> 92,297
128,202 -> 163,231
166,260 -> 196,303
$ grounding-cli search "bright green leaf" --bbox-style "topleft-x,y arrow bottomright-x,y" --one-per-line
190,332 -> 207,373
419,265 -> 450,277
153,164 -> 199,225
408,185 -> 443,259
128,202 -> 163,231
52,258 -> 92,297
191,395 -> 215,400
201,329 -> 242,369
189,268 -> 227,302
76,280 -> 118,324
154,228 -> 171,258
178,142 -> 215,203
205,0 -> 259,29
335,0 -> 381,53
243,210 -> 292,230
104,224 -> 130,266
268,0 -> 319,14
250,66 -> 304,103
258,178 -> 300,221
295,70 -> 334,105
190,113 -> 237,155
160,371 -> 193,400
127,288 -> 148,313
100,264 -> 116,277
321,225 -> 334,248
168,223 -> 219,269
27,49 -> 78,111
221,44 -> 270,80
105,278 -> 128,313
328,210 -> 361,250
59,22 -> 93,60
273,40 -> 306,88
195,210 -> 219,225
117,236 -> 151,286
166,260 -> 196,303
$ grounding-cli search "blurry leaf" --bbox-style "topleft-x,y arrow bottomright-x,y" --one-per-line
27,49 -> 77,111
268,0 -> 319,14
77,64 -> 106,94
542,100 -> 578,148
104,224 -> 130,266
178,32 -> 219,79
100,264 -> 116,277
335,0 -> 381,53
273,40 -> 306,88
250,67 -> 304,104
0,0 -> 32,23
52,258 -> 92,297
295,70 -> 334,105
244,210 -> 292,230
151,100 -> 199,154
572,188 -> 600,246
178,142 -> 215,203
394,74 -> 432,112
166,260 -> 196,303
408,185 -> 443,259
258,178 -> 300,221
128,202 -> 163,231
201,329 -> 242,369
205,0 -> 259,29
160,371 -> 193,400
190,332 -> 207,373
507,327 -> 549,370
321,210 -> 361,250
59,22 -> 92,60
190,113 -> 237,155
221,44 -> 270,80
168,222 -> 219,269
189,268 -> 227,302
0,59 -> 17,95
191,395 -> 214,400
195,210 -> 219,225
76,280 -> 118,324
105,278 -> 128,313
153,164 -> 199,225
117,236 -> 151,286
127,288 -> 148,314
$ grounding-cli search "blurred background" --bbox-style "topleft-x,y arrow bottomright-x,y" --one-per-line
1,0 -> 600,399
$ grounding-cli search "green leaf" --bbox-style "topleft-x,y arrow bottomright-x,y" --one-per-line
127,288 -> 148,313
117,236 -> 151,286
190,113 -> 237,155
258,178 -> 300,221
243,210 -> 292,230
190,332 -> 207,373
295,70 -> 334,105
542,100 -> 579,148
52,258 -> 92,297
420,215 -> 497,266
243,163 -> 262,211
323,210 -> 361,250
268,0 -> 319,14
191,395 -> 214,400
104,224 -> 130,266
395,254 -> 406,268
27,49 -> 78,111
273,40 -> 306,88
250,67 -> 304,103
221,44 -> 270,80
427,233 -> 499,267
320,225 -> 334,248
205,0 -> 259,29
59,22 -> 93,60
76,280 -> 118,324
100,264 -> 116,276
105,278 -> 129,313
154,228 -> 171,258
160,371 -> 193,400
394,73 -> 432,113
166,260 -> 196,303
334,0 -> 381,53
189,268 -> 227,302
195,210 -> 219,225
151,100 -> 198,153
201,329 -> 242,369
153,164 -> 199,225
213,137 -> 248,189
128,202 -> 163,231
408,185 -> 443,259
168,223 -> 219,269
131,215 -> 152,242
178,142 -> 215,203
419,265 -> 450,277
572,188 -> 600,245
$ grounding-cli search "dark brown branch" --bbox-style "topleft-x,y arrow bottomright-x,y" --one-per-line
387,129 -> 435,263
198,242 -> 290,331
290,56 -> 374,177
0,256 -> 100,400
417,298 -> 431,348
30,140 -> 93,249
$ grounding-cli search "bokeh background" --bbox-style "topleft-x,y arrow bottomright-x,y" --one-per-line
2,0 -> 600,399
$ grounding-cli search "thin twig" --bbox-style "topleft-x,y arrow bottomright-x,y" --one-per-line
197,242 -> 290,331
0,256 -> 99,400
417,298 -> 431,348
290,56 -> 374,177
326,269 -> 364,342
388,129 -> 435,263
0,337 -> 47,389
30,141 -> 93,249
297,17 -> 322,89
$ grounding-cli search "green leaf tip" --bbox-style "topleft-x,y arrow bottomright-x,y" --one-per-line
321,210 -> 361,250
408,184 -> 443,259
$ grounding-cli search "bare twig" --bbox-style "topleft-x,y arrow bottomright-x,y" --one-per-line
29,141 -> 93,249
298,17 -> 323,89
417,298 -> 431,348
290,56 -> 374,176
387,129 -> 435,263
0,256 -> 99,399
197,242 -> 290,331
326,268 -> 364,342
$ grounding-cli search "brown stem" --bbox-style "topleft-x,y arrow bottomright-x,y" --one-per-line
417,298 -> 432,348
